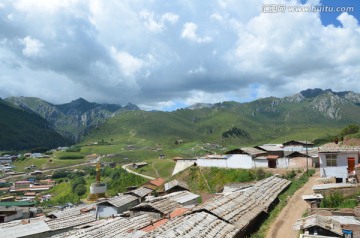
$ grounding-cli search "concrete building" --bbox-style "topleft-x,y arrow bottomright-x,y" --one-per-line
0,207 -> 31,223
96,194 -> 139,218
318,144 -> 360,182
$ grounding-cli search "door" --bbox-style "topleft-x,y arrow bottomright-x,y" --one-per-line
268,159 -> 277,168
347,157 -> 355,173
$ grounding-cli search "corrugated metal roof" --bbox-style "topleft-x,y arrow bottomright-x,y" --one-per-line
46,213 -> 96,231
256,145 -> 283,152
161,191 -> 200,205
149,178 -> 165,187
51,214 -> 153,238
2,220 -> 50,238
293,214 -> 343,236
126,187 -> 153,198
47,204 -> 94,218
164,180 -> 189,192
98,194 -> 138,208
141,211 -> 240,238
312,183 -> 356,190
192,176 -> 291,229
318,144 -> 360,153
240,147 -> 266,156
131,198 -> 180,215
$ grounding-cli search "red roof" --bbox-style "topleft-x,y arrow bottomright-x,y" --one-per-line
267,155 -> 279,159
141,218 -> 168,232
24,192 -> 36,196
169,207 -> 188,218
150,178 -> 165,187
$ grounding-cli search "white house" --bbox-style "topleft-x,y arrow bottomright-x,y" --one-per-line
282,140 -> 314,152
197,148 -> 267,169
318,144 -> 360,183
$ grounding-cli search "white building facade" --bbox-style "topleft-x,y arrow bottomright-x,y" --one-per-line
318,145 -> 360,182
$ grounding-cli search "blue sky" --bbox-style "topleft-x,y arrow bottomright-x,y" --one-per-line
0,0 -> 359,111
320,0 -> 360,26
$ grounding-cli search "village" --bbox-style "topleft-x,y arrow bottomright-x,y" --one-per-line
1,140 -> 360,238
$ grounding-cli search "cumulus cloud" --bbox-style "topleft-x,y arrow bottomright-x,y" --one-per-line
20,36 -> 43,57
181,22 -> 212,43
0,0 -> 359,109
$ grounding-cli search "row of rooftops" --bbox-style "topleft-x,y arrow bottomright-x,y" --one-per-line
0,176 -> 291,238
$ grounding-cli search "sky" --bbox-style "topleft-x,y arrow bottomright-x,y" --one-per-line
0,0 -> 359,111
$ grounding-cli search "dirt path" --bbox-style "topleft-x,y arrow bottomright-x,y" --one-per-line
122,164 -> 156,180
152,163 -> 160,178
265,169 -> 320,238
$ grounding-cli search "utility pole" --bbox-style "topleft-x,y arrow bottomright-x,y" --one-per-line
306,140 -> 309,175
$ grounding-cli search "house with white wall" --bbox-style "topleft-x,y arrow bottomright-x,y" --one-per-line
282,140 -> 314,152
318,144 -> 360,183
197,148 -> 267,169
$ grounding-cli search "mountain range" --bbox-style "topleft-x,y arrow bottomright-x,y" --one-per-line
2,88 -> 360,151
5,97 -> 139,142
0,99 -> 70,151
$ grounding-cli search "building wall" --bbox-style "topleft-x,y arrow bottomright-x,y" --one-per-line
319,152 -> 359,182
172,160 -> 196,176
252,159 -> 268,168
181,198 -> 199,208
197,155 -> 253,169
283,145 -> 312,152
1,210 -> 23,223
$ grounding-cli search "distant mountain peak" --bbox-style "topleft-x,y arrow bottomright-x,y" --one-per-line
299,88 -> 356,99
187,103 -> 214,110
299,88 -> 326,98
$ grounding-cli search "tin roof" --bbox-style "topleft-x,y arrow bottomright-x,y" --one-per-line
131,198 -> 180,215
51,214 -> 153,238
98,194 -> 138,208
164,180 -> 189,192
149,178 -> 165,187
312,183 -> 356,191
239,147 -> 266,156
192,176 -> 291,229
318,144 -> 360,153
126,187 -> 153,198
2,220 -> 50,238
0,201 -> 36,207
142,211 -> 240,238
46,213 -> 96,231
161,191 -> 200,205
293,214 -> 343,236
47,204 -> 94,218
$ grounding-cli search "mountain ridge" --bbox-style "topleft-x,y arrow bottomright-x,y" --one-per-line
5,97 -> 140,142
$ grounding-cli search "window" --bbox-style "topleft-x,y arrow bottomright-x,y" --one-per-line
326,155 -> 337,167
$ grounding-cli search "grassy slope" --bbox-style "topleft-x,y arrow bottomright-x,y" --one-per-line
0,99 -> 69,150
80,97 -> 353,160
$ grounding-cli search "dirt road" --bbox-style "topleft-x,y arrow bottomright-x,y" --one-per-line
122,164 -> 155,180
265,169 -> 320,238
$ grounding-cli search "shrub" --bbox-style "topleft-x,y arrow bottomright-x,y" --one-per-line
58,155 -> 84,160
74,184 -> 87,196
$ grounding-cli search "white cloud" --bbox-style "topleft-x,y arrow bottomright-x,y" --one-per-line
139,10 -> 179,33
337,12 -> 359,29
181,22 -> 212,43
0,0 -> 360,109
188,66 -> 207,75
111,47 -> 143,77
19,36 -> 43,57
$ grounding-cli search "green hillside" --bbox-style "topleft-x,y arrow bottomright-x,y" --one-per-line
82,90 -> 360,159
0,99 -> 70,150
